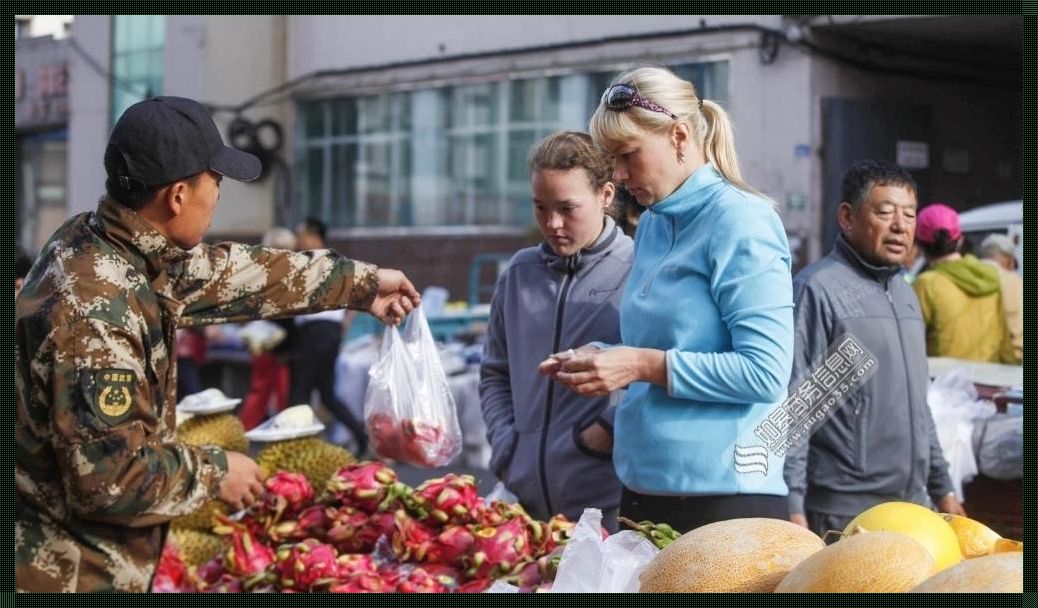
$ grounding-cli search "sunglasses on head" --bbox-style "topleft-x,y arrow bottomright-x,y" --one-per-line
601,83 -> 678,120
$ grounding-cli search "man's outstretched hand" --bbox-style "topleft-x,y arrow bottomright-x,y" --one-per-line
369,268 -> 421,325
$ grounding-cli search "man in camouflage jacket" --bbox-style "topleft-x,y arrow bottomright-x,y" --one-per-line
16,96 -> 419,592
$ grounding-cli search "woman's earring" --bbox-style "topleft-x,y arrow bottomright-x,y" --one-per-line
677,150 -> 686,164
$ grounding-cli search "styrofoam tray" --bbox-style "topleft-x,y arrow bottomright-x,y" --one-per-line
244,418 -> 325,442
176,398 -> 241,415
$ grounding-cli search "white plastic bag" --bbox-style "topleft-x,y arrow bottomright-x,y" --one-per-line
363,306 -> 462,467
927,367 -> 997,500
550,509 -> 660,592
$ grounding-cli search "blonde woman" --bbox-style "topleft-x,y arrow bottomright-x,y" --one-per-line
541,67 -> 794,532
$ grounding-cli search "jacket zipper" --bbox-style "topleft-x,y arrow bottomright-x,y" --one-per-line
538,256 -> 577,516
886,281 -> 916,497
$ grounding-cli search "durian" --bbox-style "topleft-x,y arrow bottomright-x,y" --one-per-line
172,499 -> 228,532
255,436 -> 356,491
168,527 -> 224,567
176,413 -> 249,453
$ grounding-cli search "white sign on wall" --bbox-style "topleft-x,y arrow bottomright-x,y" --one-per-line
896,140 -> 930,170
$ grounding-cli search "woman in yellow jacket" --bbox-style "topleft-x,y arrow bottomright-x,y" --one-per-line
912,203 -> 1018,364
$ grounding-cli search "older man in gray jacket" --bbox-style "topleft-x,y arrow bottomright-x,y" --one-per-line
784,160 -> 965,538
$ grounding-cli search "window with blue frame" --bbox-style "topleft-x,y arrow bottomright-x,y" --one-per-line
296,61 -> 729,230
110,15 -> 165,125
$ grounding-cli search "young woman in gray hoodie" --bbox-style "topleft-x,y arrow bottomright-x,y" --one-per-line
480,131 -> 634,530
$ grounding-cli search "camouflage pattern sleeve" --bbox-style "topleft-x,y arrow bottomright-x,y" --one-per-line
45,317 -> 227,527
174,243 -> 380,326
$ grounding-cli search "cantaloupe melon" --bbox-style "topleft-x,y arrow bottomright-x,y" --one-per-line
638,518 -> 824,592
911,552 -> 1022,592
942,514 -> 1002,558
775,531 -> 935,593
844,502 -> 962,571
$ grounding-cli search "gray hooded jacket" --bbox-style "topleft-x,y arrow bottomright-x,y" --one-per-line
784,235 -> 954,517
480,217 -> 633,521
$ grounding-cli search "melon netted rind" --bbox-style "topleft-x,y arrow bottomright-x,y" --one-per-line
911,552 -> 1022,593
775,531 -> 935,593
638,517 -> 825,592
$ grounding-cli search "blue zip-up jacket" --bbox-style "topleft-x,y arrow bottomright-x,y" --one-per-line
613,164 -> 794,496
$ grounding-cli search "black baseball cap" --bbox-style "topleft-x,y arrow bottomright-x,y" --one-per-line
104,96 -> 261,189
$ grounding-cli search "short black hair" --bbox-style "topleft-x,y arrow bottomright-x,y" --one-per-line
105,172 -> 203,211
300,216 -> 327,243
17,247 -> 33,280
841,159 -> 917,210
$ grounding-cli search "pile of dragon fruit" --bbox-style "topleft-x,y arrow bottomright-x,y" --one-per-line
155,463 -> 575,593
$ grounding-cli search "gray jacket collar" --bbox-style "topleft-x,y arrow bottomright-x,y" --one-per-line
832,233 -> 902,283
539,216 -> 621,274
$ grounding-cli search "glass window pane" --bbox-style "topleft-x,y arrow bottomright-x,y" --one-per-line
360,95 -> 391,134
361,142 -> 391,226
542,77 -> 561,122
331,98 -> 357,136
150,15 -> 165,48
510,78 -> 537,123
397,143 -> 413,225
304,102 -> 325,139
305,148 -> 324,221
508,130 -> 537,182
331,144 -> 357,227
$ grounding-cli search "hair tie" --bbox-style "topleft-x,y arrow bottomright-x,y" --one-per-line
698,98 -> 705,111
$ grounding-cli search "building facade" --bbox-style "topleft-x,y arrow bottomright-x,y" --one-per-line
32,15 -> 1021,299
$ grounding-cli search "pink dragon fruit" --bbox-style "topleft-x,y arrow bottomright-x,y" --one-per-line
152,541 -> 194,592
356,510 -> 397,551
424,525 -> 475,567
391,509 -> 438,562
411,474 -> 483,526
326,461 -> 405,513
262,471 -> 315,517
398,566 -> 452,593
199,573 -> 244,593
336,553 -> 378,578
529,513 -> 577,557
325,505 -> 373,554
328,572 -> 396,593
474,499 -> 530,526
268,504 -> 330,544
454,578 -> 493,593
218,521 -> 276,578
464,518 -> 533,579
275,539 -> 341,591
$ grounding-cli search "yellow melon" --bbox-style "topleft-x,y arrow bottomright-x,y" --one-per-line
775,531 -> 935,592
911,552 -> 1022,592
991,538 -> 1023,554
942,514 -> 1003,558
844,502 -> 962,571
638,518 -> 825,592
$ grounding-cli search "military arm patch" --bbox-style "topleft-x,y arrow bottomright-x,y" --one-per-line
91,369 -> 138,425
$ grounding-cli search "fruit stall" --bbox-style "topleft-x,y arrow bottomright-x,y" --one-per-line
158,400 -> 1022,593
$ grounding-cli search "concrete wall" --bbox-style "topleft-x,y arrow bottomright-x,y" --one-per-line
288,15 -> 784,76
166,15 -> 289,236
67,15 -> 111,217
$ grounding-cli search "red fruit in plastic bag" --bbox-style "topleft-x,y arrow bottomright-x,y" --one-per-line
367,412 -> 404,460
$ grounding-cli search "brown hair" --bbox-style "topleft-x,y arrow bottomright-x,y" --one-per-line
528,130 -> 613,192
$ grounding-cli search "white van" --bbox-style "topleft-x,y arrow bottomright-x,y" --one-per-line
958,200 -> 1023,274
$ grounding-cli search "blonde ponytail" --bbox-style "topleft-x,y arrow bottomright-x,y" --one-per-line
700,100 -> 771,203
